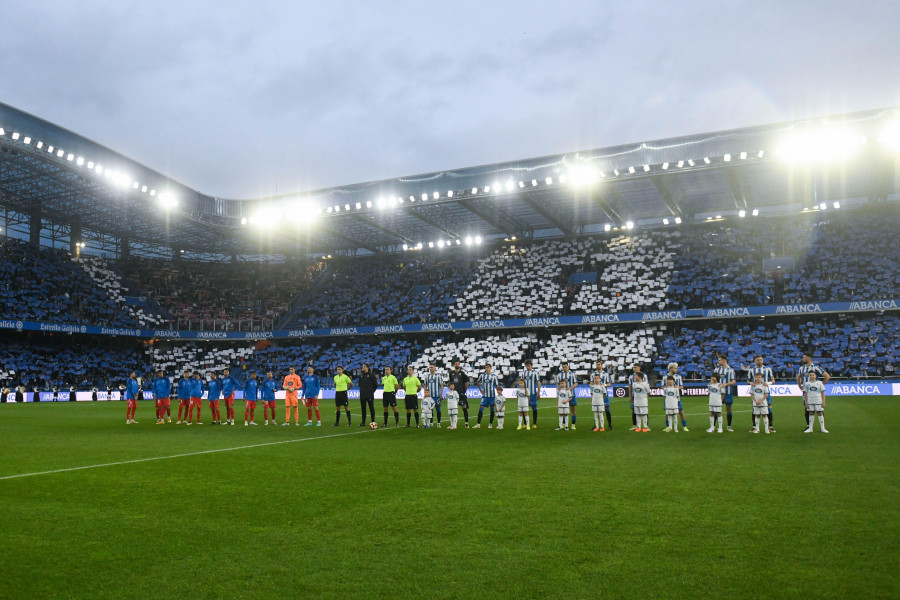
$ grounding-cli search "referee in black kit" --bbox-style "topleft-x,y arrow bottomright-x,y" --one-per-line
357,363 -> 378,426
449,360 -> 471,428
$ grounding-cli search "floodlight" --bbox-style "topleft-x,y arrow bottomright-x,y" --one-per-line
474,235 -> 482,244
76,157 -> 84,166
366,200 -> 372,208
758,150 -> 764,158
455,239 -> 461,245
833,202 -> 840,209
688,159 -> 695,166
11,132 -> 19,140
879,121 -> 900,152
95,164 -> 103,174
447,190 -> 454,198
777,127 -> 860,162
703,157 -> 711,164
545,177 -> 553,185
472,187 -> 478,194
421,194 -> 428,201
628,166 -> 635,174
604,224 -> 611,232
625,221 -> 634,230
484,186 -> 491,193
433,192 -> 440,199
715,215 -> 722,219
661,163 -> 669,170
518,181 -> 525,188
334,205 -> 341,212
493,182 -> 502,193
643,164 -> 650,172
36,141 -> 43,149
158,193 -> 178,210
437,240 -> 444,248
402,244 -> 408,251
752,209 -> 759,216
674,217 -> 682,224
558,175 -> 567,183
663,218 -> 669,225
677,161 -> 684,168
738,210 -> 746,217
150,190 -> 157,196
326,207 -> 333,214
505,180 -> 514,191
23,137 -> 31,145
0,128 -> 4,135
416,242 -> 422,249
568,165 -> 599,187
819,202 -> 827,210
47,146 -> 54,153
531,179 -> 538,187
724,154 -> 731,162
355,202 -> 361,210
613,169 -> 619,176
241,218 -> 248,224
57,150 -> 65,157
428,241 -> 434,248
141,186 -> 148,193
398,197 -> 404,204
739,152 -> 747,160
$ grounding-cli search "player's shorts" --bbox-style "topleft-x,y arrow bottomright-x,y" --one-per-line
360,395 -> 375,407
127,398 -> 137,409
665,407 -> 679,416
285,395 -> 299,407
767,395 -> 772,405
709,403 -> 722,413
634,404 -> 649,416
569,397 -> 578,407
558,406 -> 570,415
459,396 -> 469,409
421,411 -> 433,420
807,402 -> 823,412
404,395 -> 418,410
723,394 -> 734,405
304,397 -> 319,408
752,404 -> 768,415
209,399 -> 220,408
335,391 -> 349,407
592,402 -> 605,411
178,397 -> 190,407
245,400 -> 257,409
382,392 -> 397,408
224,393 -> 235,406
447,408 -> 458,416
677,400 -> 683,410
190,396 -> 202,406
156,397 -> 170,408
518,399 -> 530,411
480,397 -> 496,408
264,400 -> 276,409
529,393 -> 538,408
495,410 -> 505,417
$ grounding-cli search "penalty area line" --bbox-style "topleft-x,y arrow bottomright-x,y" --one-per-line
0,428 -> 378,481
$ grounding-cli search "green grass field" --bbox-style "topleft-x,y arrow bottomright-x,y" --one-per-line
1,396 -> 898,600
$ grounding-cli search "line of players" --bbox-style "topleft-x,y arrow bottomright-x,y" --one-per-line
122,353 -> 831,434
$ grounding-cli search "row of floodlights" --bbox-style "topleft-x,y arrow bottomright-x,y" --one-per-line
0,127 -> 179,211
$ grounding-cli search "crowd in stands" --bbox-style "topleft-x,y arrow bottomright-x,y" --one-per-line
283,255 -> 476,329
0,238 -> 160,328
119,258 -> 323,330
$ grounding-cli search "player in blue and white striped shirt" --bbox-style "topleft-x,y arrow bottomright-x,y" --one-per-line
746,355 -> 776,433
423,364 -> 445,428
713,355 -> 737,432
797,353 -> 830,431
663,362 -> 689,432
475,364 -> 500,429
590,360 -> 614,430
557,362 -> 578,429
521,360 -> 541,428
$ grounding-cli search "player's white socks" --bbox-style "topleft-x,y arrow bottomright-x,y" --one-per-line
709,416 -> 715,429
450,415 -> 457,428
497,416 -> 504,428
808,415 -> 815,431
559,415 -> 564,428
818,414 -> 826,431
672,419 -> 678,432
525,414 -> 530,426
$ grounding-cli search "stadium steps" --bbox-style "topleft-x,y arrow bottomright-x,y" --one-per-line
275,264 -> 333,329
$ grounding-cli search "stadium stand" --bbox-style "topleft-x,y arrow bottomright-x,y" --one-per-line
75,257 -> 167,327
0,238 -> 154,327
409,333 -> 541,381
281,254 -> 476,329
244,339 -> 420,380
118,258 -> 323,330
652,314 -> 900,380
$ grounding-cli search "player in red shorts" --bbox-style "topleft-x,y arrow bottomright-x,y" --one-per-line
151,369 -> 172,424
207,372 -> 223,425
188,371 -> 204,425
301,366 -> 321,426
124,372 -> 140,424
221,368 -> 240,425
176,370 -> 192,424
260,371 -> 279,425
244,372 -> 260,426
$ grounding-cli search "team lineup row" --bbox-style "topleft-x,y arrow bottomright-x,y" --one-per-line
119,352 -> 832,434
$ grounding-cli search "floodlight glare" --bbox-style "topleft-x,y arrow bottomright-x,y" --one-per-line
558,175 -> 567,184
531,179 -> 538,187
416,242 -> 423,250
76,157 -> 84,166
366,200 -> 372,208
437,240 -> 444,248
758,150 -> 764,158
833,202 -> 840,209
505,180 -> 514,192
661,162 -> 669,170
674,217 -> 682,224
604,224 -> 611,232
545,177 -> 553,185
132,182 -> 139,189
777,127 -> 860,163
819,202 -> 827,210
628,166 -> 635,174
421,194 -> 428,201
724,154 -> 731,162
879,121 -> 900,152
568,165 -> 599,187
11,132 -> 19,140
447,190 -> 454,198
158,192 -> 178,210
625,221 -> 634,230
739,152 -> 748,160
518,181 -> 525,188
752,209 -> 759,216
428,242 -> 434,248
738,210 -> 746,218
493,182 -> 502,193
474,235 -> 483,244
677,161 -> 684,168
643,164 -> 650,172
472,187 -> 478,194
23,137 -> 31,145
663,218 -> 669,225
433,192 -> 440,199
402,244 -> 409,251
465,236 -> 473,245
241,217 -> 248,224
484,186 -> 491,193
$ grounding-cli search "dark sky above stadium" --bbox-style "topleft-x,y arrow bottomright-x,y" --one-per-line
3,1 -> 898,199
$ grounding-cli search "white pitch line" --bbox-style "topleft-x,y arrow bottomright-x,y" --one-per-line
0,428 -> 376,481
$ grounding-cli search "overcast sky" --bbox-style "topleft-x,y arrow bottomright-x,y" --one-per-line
3,0 -> 898,198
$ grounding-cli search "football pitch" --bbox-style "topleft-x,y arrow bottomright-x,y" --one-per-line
1,396 -> 898,600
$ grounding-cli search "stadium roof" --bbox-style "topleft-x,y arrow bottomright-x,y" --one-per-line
1,102 -> 898,259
